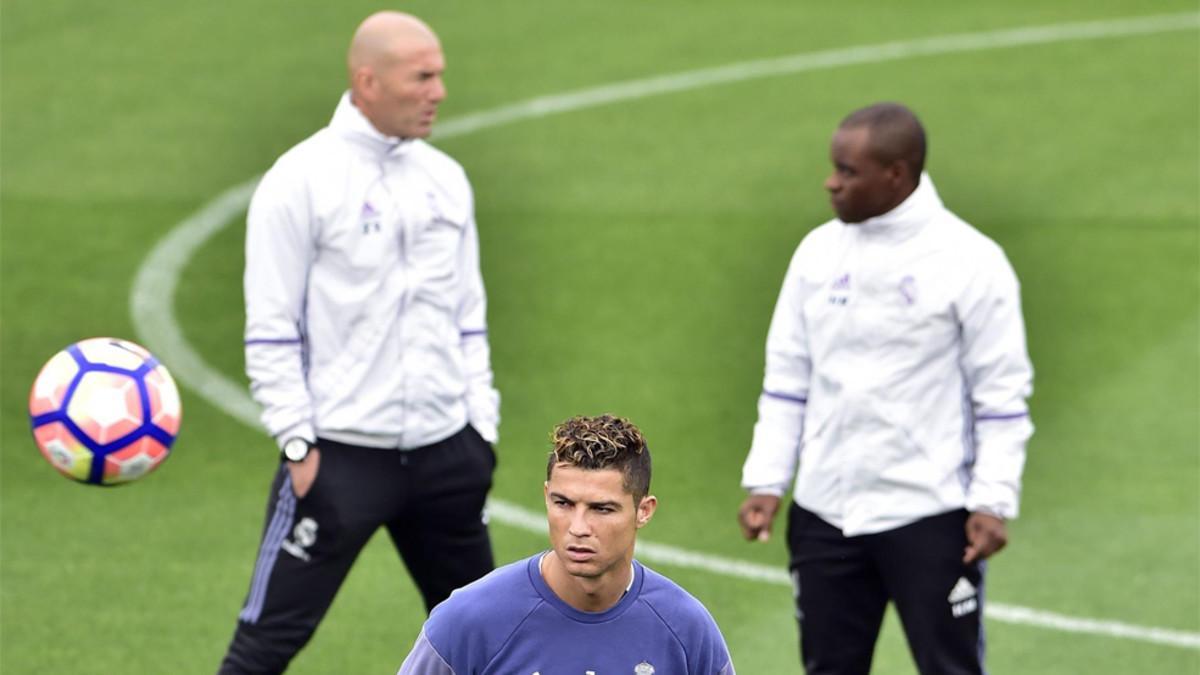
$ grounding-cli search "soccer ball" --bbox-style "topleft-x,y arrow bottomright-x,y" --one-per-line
28,337 -> 182,486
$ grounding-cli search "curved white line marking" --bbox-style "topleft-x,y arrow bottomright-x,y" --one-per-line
130,13 -> 1200,650
435,12 -> 1199,138
132,180 -> 260,426
486,501 -> 1200,650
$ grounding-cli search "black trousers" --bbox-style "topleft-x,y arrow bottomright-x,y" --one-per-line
218,425 -> 496,675
787,504 -> 985,675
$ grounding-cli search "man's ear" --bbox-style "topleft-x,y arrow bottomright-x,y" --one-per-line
885,159 -> 908,187
351,66 -> 377,103
635,495 -> 658,528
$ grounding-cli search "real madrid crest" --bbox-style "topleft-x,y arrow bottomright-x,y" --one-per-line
634,662 -> 655,675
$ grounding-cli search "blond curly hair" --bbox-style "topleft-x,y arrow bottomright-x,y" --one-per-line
547,414 -> 651,502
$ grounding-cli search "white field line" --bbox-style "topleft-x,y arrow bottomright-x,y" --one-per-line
129,13 -> 1200,651
488,500 -> 1200,650
433,11 -> 1200,138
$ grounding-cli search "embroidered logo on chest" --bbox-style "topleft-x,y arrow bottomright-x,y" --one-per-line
828,273 -> 851,305
898,274 -> 917,305
424,191 -> 459,231
360,201 -> 381,233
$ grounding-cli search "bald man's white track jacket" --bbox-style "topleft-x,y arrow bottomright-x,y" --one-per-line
741,176 -> 1033,536
244,93 -> 499,451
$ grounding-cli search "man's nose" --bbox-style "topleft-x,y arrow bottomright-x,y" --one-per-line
568,508 -> 591,536
824,174 -> 840,192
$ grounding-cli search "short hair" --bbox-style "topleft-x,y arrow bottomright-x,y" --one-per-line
547,414 -> 652,503
840,102 -> 927,181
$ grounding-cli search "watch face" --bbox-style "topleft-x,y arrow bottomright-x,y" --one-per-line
284,439 -> 309,462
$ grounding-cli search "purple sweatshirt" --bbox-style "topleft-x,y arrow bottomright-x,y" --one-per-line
398,553 -> 735,674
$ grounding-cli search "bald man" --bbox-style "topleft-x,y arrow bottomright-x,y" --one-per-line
738,103 -> 1033,674
219,12 -> 500,674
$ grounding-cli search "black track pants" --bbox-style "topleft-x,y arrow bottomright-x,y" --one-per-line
787,504 -> 986,675
217,425 -> 496,675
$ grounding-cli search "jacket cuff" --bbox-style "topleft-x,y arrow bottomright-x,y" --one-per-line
744,484 -> 789,498
273,422 -> 317,451
466,389 -> 500,444
965,487 -> 1019,520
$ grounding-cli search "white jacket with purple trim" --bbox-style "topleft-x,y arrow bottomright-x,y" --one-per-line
741,175 -> 1033,536
243,93 -> 499,451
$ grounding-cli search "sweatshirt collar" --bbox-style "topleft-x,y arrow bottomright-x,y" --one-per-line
854,172 -> 942,239
528,553 -> 643,623
329,91 -> 415,158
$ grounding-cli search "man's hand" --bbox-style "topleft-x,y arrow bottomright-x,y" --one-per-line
963,511 -> 1007,564
287,447 -> 321,499
738,494 -> 782,542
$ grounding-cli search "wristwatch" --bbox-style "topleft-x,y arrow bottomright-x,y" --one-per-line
281,437 -> 313,463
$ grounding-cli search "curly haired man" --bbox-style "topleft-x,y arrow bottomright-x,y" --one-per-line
399,414 -> 735,674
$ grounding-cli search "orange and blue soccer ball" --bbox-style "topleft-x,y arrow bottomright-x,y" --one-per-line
29,337 -> 182,486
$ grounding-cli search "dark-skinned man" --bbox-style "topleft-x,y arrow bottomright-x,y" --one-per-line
738,102 -> 1033,675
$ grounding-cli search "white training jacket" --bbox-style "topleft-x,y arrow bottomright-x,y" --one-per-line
243,93 -> 500,451
741,175 -> 1033,536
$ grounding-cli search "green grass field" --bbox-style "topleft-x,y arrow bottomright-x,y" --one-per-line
3,1 -> 1198,673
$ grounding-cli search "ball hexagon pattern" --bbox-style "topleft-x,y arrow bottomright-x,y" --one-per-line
28,338 -> 182,486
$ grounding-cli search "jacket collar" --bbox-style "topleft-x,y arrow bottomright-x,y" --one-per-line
329,91 -> 415,158
854,172 -> 942,240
